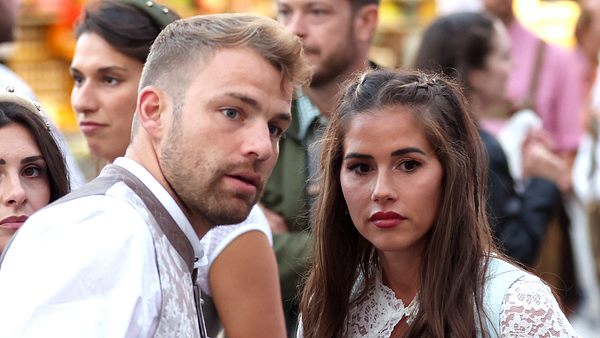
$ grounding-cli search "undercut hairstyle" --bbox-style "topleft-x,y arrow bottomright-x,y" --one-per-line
414,12 -> 496,96
0,103 -> 70,202
139,13 -> 312,104
75,0 -> 181,63
299,69 -> 495,337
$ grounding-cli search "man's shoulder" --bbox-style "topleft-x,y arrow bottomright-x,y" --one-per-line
26,193 -> 148,237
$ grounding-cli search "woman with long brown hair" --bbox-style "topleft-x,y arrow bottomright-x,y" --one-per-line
298,69 -> 578,337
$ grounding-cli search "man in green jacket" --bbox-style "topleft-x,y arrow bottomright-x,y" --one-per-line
262,0 -> 380,334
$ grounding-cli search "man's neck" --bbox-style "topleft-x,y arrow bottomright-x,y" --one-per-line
304,59 -> 371,117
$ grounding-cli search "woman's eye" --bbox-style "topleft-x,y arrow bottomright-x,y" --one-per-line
103,77 -> 120,86
399,160 -> 420,172
22,166 -> 42,178
348,163 -> 370,175
221,108 -> 240,120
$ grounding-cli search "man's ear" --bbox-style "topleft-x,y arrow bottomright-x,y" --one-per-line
354,4 -> 378,43
137,86 -> 166,140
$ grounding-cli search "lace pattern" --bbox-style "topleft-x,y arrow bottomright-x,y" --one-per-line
345,274 -> 418,338
500,274 -> 580,337
341,266 -> 580,337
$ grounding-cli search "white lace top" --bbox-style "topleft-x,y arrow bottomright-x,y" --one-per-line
343,268 -> 581,337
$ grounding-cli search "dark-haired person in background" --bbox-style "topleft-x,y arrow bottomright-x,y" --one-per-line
0,88 -> 70,255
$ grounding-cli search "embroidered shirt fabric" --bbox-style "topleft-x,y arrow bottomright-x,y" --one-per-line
341,271 -> 580,338
338,268 -> 579,338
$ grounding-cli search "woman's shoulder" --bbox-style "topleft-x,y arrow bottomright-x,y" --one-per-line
483,257 -> 580,337
499,274 -> 580,337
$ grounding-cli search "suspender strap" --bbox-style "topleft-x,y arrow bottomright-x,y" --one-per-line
522,39 -> 546,111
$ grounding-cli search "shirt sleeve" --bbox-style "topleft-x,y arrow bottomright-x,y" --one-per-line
197,205 -> 272,296
500,274 -> 581,337
0,195 -> 161,338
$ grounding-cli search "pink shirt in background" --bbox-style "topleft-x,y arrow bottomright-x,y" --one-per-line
506,20 -> 584,153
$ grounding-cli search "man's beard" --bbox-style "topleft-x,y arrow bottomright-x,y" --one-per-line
159,125 -> 262,229
307,38 -> 358,88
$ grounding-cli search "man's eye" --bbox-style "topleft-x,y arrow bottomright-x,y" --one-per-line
269,124 -> 284,138
221,108 -> 240,119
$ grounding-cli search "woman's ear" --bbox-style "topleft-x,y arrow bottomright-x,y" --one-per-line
354,4 -> 378,44
136,86 -> 165,140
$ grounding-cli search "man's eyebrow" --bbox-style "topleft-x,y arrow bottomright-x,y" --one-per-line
225,92 -> 262,111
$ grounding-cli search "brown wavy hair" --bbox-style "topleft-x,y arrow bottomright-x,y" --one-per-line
299,69 -> 495,337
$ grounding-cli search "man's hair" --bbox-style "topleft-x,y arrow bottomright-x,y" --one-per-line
350,0 -> 380,7
139,13 -> 311,101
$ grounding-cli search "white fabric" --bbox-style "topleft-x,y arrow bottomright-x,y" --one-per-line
0,64 -> 86,189
197,205 -> 272,296
298,258 -> 580,338
496,109 -> 543,181
0,157 -> 202,337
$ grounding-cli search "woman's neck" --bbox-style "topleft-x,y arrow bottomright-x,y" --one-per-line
378,249 -> 421,304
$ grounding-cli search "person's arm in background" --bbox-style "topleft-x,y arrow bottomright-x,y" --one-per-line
209,230 -> 286,338
482,130 -> 562,266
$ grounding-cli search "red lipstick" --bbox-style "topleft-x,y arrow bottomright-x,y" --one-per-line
369,211 -> 405,229
0,215 -> 29,230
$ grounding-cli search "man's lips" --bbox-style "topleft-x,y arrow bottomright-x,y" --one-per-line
225,172 -> 261,195
369,211 -> 406,229
79,121 -> 107,134
0,215 -> 28,230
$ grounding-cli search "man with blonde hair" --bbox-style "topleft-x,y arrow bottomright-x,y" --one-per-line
0,13 -> 310,337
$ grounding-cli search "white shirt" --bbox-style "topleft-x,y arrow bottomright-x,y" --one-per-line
197,205 -> 272,296
0,157 -> 202,338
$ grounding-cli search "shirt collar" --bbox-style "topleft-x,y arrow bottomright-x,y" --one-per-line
113,157 -> 205,267
295,88 -> 323,139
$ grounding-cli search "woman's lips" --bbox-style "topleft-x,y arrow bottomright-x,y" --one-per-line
369,211 -> 406,229
0,215 -> 28,230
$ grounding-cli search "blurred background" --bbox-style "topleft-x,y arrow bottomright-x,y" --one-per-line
1,0 -> 581,170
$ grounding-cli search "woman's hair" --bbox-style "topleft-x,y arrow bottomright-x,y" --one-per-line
414,12 -> 496,96
0,102 -> 70,202
299,69 -> 495,337
74,0 -> 181,63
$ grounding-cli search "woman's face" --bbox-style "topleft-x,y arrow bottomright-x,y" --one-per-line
469,21 -> 512,107
340,105 -> 443,257
70,32 -> 143,162
0,123 -> 51,252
